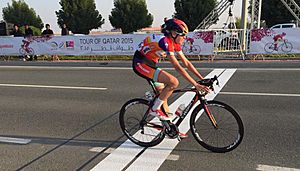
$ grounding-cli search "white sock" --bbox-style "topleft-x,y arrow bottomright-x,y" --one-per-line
152,98 -> 164,110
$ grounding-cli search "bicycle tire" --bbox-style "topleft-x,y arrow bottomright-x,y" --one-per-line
264,43 -> 275,53
190,100 -> 244,153
119,98 -> 165,147
182,46 -> 188,54
192,45 -> 201,54
19,47 -> 34,55
27,47 -> 35,55
19,48 -> 26,55
281,42 -> 293,53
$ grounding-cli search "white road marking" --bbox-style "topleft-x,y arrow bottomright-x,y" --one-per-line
89,147 -> 106,153
166,154 -> 180,161
90,140 -> 144,171
220,92 -> 300,97
0,84 -> 107,90
238,68 -> 300,71
257,164 -> 300,171
2,65 -> 300,71
0,136 -> 31,144
90,69 -> 235,171
104,148 -> 116,154
89,147 -> 116,154
0,66 -> 182,71
0,66 -> 134,70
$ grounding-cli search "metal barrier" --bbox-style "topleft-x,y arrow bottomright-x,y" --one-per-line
212,29 -> 245,60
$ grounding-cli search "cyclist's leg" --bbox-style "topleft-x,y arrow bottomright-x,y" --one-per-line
151,69 -> 178,114
156,71 -> 187,138
156,70 -> 179,101
154,82 -> 171,114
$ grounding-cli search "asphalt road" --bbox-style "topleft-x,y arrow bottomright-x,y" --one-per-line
0,61 -> 299,171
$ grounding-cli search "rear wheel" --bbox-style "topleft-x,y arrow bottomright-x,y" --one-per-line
264,43 -> 275,53
190,100 -> 244,153
119,98 -> 165,147
192,45 -> 201,54
182,46 -> 188,54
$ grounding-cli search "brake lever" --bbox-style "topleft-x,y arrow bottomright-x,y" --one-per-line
211,75 -> 219,94
214,75 -> 220,87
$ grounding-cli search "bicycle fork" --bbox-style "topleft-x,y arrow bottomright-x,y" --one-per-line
202,100 -> 219,129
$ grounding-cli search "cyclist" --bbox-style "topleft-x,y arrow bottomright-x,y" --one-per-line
273,32 -> 286,51
185,36 -> 195,53
132,19 -> 210,133
21,39 -> 32,53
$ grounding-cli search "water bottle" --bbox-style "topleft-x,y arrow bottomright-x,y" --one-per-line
175,104 -> 185,117
144,91 -> 154,100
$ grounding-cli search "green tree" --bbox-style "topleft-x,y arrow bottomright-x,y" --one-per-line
56,0 -> 104,34
109,0 -> 153,34
2,0 -> 43,29
174,0 -> 217,31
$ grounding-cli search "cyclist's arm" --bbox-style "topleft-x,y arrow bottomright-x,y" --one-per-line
177,52 -> 205,80
167,54 -> 198,86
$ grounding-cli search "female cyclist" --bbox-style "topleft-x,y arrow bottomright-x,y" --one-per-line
132,18 -> 210,125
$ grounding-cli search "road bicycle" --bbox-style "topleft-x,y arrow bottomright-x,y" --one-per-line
264,39 -> 293,53
19,46 -> 35,56
119,76 -> 244,153
182,44 -> 201,54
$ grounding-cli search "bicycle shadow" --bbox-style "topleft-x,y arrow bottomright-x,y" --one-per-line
0,134 -> 125,147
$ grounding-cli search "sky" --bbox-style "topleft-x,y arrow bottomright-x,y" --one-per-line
0,0 -> 242,34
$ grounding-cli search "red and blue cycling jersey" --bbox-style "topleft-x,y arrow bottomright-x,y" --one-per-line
133,34 -> 182,83
138,34 -> 183,63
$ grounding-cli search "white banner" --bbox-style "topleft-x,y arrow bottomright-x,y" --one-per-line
0,32 -> 214,56
249,28 -> 300,54
0,35 -> 144,56
183,31 -> 214,55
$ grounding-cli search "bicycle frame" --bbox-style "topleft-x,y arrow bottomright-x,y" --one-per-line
172,88 -> 200,126
146,80 -> 218,129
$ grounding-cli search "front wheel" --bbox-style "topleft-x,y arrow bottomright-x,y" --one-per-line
190,100 -> 244,153
281,42 -> 293,53
119,98 -> 165,147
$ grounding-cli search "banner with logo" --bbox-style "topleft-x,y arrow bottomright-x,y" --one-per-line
183,31 -> 214,55
0,32 -> 214,56
249,28 -> 300,54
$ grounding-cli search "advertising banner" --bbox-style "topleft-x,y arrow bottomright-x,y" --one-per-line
0,31 -> 214,56
183,31 -> 214,55
249,28 -> 300,54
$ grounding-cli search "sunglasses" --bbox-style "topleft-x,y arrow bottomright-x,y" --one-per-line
176,32 -> 186,36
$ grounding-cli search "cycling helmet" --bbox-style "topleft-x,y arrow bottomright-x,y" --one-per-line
161,18 -> 189,36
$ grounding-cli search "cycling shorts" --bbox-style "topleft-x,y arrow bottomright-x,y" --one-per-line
132,51 -> 164,87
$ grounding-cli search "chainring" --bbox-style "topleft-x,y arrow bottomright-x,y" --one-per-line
163,121 -> 179,139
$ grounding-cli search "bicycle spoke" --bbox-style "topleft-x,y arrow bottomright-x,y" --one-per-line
219,128 -> 239,138
217,116 -> 234,125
